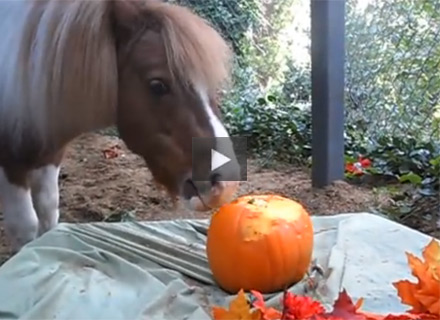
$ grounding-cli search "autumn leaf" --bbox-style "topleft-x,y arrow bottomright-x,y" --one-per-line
250,289 -> 328,320
361,311 -> 439,320
331,290 -> 437,320
250,290 -> 281,320
212,289 -> 262,320
393,238 -> 440,315
250,289 -> 366,320
382,313 -> 439,320
411,314 -> 440,320
322,290 -> 367,320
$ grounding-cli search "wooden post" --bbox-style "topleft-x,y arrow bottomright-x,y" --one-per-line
310,0 -> 346,188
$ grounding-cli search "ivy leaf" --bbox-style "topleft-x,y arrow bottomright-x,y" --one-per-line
267,95 -> 277,102
418,188 -> 436,197
429,157 -> 440,167
399,172 -> 423,185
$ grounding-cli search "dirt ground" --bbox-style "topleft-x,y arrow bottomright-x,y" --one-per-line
0,132 -> 417,264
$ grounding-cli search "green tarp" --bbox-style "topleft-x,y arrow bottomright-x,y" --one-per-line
0,213 -> 435,319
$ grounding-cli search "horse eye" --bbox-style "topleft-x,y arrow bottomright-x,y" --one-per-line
149,79 -> 169,96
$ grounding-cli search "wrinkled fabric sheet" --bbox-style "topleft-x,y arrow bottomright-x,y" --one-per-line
0,213 -> 436,319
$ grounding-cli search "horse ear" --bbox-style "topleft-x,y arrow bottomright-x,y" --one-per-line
111,0 -> 143,35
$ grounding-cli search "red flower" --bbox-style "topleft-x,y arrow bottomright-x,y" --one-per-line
345,156 -> 372,175
282,291 -> 326,319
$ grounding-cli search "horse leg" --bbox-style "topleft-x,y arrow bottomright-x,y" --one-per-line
30,164 -> 61,236
0,167 -> 39,253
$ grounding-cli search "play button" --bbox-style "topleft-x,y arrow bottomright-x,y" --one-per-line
211,149 -> 231,172
191,136 -> 248,182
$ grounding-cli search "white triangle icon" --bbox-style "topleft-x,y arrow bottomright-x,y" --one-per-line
211,149 -> 231,172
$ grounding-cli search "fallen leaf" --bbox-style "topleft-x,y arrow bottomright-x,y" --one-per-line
360,311 -> 419,319
382,313 -> 438,320
362,311 -> 440,320
343,292 -> 437,320
322,290 -> 367,320
393,238 -> 440,315
312,316 -> 344,320
212,289 -> 262,320
423,238 -> 440,268
250,290 -> 281,320
356,298 -> 365,310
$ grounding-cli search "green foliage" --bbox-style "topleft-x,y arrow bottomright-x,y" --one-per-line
170,0 -> 261,56
225,0 -> 438,190
169,0 -> 440,195
173,0 -> 298,92
223,92 -> 312,163
281,59 -> 311,104
358,136 -> 439,194
222,88 -> 439,194
345,0 -> 440,143
237,0 -> 297,89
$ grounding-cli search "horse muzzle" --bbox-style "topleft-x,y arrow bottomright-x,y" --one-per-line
181,174 -> 240,211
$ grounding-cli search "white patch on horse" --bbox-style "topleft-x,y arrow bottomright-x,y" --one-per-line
196,86 -> 229,138
195,85 -> 240,181
0,167 -> 38,253
30,165 -> 60,236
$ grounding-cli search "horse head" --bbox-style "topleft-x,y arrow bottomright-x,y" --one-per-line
111,0 -> 240,211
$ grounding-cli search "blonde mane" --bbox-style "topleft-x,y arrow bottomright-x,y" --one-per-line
143,1 -> 233,98
0,0 -> 117,154
0,0 -> 233,156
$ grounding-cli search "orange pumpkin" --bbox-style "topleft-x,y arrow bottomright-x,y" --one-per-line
206,194 -> 314,294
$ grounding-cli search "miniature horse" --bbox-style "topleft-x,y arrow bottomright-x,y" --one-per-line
0,0 -> 240,253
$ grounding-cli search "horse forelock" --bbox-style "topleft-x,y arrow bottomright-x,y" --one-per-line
143,1 -> 233,99
0,0 -> 117,157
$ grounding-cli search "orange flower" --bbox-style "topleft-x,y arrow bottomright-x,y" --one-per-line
282,291 -> 326,319
393,239 -> 440,316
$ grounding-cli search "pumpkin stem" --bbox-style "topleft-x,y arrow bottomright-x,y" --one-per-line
247,198 -> 255,205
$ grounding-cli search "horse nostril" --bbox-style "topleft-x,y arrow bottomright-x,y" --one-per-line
210,173 -> 221,187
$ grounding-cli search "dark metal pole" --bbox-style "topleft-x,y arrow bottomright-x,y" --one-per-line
310,0 -> 346,188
